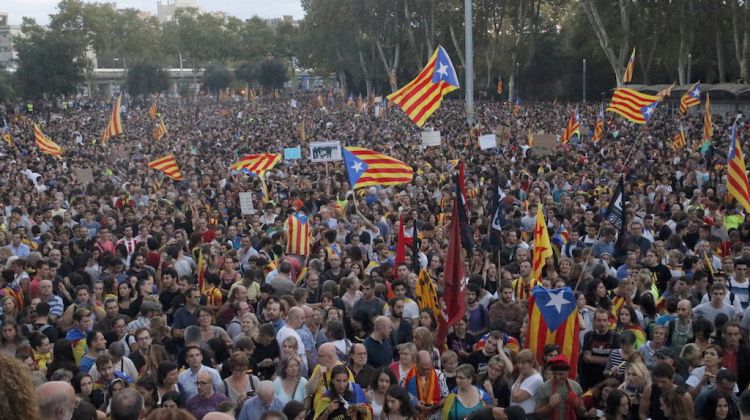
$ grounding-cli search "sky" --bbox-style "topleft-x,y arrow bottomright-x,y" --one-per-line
2,0 -> 305,25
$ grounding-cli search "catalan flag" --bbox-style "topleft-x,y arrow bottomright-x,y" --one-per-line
317,94 -> 325,108
672,126 -> 686,150
727,123 -> 750,213
389,69 -> 397,90
679,82 -> 701,114
704,93 -> 713,140
592,104 -> 605,143
525,286 -> 581,379
230,153 -> 282,177
513,97 -> 522,117
657,82 -> 676,99
299,121 -> 306,142
606,88 -> 660,124
148,154 -> 183,181
152,119 -> 167,140
149,103 -> 158,119
102,95 -> 124,144
342,147 -> 413,189
623,47 -> 636,83
387,45 -> 459,127
33,123 -> 62,156
415,268 -> 440,318
496,77 -> 503,96
2,119 -> 11,146
285,212 -> 311,256
561,108 -> 580,144
356,95 -> 363,113
532,205 -> 553,283
347,93 -> 354,106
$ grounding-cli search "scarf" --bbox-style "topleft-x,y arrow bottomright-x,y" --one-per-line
314,382 -> 372,420
405,366 -> 441,405
551,378 -> 578,420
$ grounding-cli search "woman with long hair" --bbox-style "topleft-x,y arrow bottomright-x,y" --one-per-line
604,331 -> 643,381
701,389 -> 735,420
659,388 -> 692,419
221,351 -> 261,406
441,364 -> 488,420
412,327 -> 441,369
618,361 -> 651,418
232,312 -> 260,345
281,336 -> 309,377
603,389 -> 630,420
45,338 -> 79,380
615,305 -> 646,349
382,385 -> 416,420
0,354 -> 39,418
390,343 -> 417,386
73,372 -> 105,409
417,308 -> 437,333
1,295 -> 21,323
687,345 -> 737,398
273,354 -> 308,404
0,319 -> 27,356
314,364 -> 371,419
197,307 -> 233,348
509,349 -> 544,415
140,344 -> 171,379
478,354 -> 512,408
366,367 -> 398,420
117,281 -> 134,315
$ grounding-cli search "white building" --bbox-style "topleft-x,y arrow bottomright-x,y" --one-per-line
156,0 -> 200,23
0,12 -> 21,70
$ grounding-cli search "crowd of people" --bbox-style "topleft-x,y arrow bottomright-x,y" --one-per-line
0,88 -> 749,420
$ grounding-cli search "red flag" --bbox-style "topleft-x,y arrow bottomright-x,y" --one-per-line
437,193 -> 467,348
393,214 -> 407,276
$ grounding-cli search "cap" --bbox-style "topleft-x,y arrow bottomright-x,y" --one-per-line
547,355 -> 571,371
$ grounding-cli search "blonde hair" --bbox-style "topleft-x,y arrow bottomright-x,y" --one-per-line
440,350 -> 458,365
621,361 -> 651,389
516,349 -> 537,367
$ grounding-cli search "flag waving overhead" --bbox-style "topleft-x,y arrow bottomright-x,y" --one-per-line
149,103 -> 158,119
672,126 -> 686,150
387,45 -> 459,127
342,147 -> 413,189
727,124 -> 750,213
148,154 -> 183,181
152,119 -> 167,140
606,175 -> 627,252
230,153 -> 281,177
623,47 -> 636,83
525,286 -> 581,379
532,205 -> 553,283
102,95 -> 124,144
285,212 -> 311,256
592,104 -> 605,143
679,82 -> 701,114
2,119 -> 11,146
704,93 -> 714,140
513,97 -> 522,117
33,124 -> 63,156
496,77 -> 503,96
561,109 -> 580,144
606,88 -> 660,124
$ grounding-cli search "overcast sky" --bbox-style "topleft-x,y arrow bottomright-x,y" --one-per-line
2,0 -> 305,25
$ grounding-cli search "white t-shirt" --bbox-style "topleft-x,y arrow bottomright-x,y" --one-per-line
510,372 -> 544,414
686,366 -> 739,393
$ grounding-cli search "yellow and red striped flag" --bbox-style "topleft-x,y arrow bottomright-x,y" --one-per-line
33,123 -> 62,157
342,147 -> 413,189
299,121 -> 306,142
525,286 -> 580,379
149,103 -> 158,119
704,93 -> 713,140
679,82 -> 701,114
148,154 -> 183,181
102,95 -> 124,144
356,95 -> 363,113
152,119 -> 167,140
387,45 -> 459,127
496,77 -> 503,96
727,124 -> 750,213
285,212 -> 311,256
2,119 -> 12,146
560,108 -> 580,144
230,153 -> 281,177
672,126 -> 686,150
606,88 -> 660,124
532,205 -> 553,283
415,268 -> 440,317
592,104 -> 605,143
623,47 -> 636,83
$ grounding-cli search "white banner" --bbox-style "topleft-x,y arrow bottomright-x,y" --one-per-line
421,130 -> 441,147
310,141 -> 343,162
479,134 -> 498,150
238,192 -> 255,215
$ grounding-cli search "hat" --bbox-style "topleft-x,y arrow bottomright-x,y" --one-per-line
547,355 -> 571,371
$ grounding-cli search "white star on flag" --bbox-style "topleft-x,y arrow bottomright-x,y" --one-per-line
351,161 -> 364,172
436,63 -> 448,78
545,289 -> 571,313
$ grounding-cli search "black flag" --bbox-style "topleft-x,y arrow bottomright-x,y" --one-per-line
605,175 -> 627,253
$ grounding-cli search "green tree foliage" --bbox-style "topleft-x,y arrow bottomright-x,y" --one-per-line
203,66 -> 234,96
14,18 -> 85,99
257,59 -> 289,89
126,62 -> 169,96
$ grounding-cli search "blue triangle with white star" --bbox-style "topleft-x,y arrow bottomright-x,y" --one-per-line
431,46 -> 459,87
342,148 -> 368,187
532,286 -> 576,331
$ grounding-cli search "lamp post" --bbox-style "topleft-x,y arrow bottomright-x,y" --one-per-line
583,58 -> 587,103
464,0 -> 474,126
687,53 -> 692,83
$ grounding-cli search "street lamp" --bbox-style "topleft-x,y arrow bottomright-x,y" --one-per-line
583,58 -> 587,103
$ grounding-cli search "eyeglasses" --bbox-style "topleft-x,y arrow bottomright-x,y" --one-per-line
196,381 -> 211,385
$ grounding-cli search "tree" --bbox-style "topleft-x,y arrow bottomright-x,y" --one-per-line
257,59 -> 289,89
203,66 -> 234,96
0,67 -> 16,101
126,61 -> 169,96
14,18 -> 85,99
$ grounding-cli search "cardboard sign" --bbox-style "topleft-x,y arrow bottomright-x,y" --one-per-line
73,167 -> 94,184
495,126 -> 512,145
284,147 -> 302,160
310,141 -> 342,162
290,99 -> 298,108
479,134 -> 498,150
421,130 -> 441,147
238,192 -> 255,215
530,133 -> 557,156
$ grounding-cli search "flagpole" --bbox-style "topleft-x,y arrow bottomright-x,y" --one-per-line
464,0 -> 474,126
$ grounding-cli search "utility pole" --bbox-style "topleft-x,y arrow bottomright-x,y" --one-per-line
583,58 -> 587,103
464,0 -> 474,126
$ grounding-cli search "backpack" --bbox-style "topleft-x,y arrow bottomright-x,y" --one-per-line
335,339 -> 352,364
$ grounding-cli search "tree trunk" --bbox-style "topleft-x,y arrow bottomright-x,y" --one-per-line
404,0 -> 424,69
581,0 -> 629,86
376,40 -> 400,93
730,0 -> 749,82
449,24 -> 465,69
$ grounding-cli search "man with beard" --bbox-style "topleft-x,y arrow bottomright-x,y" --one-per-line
581,309 -> 615,389
390,279 -> 420,327
467,330 -> 501,377
466,284 -> 490,336
489,284 -> 525,339
388,297 -> 413,357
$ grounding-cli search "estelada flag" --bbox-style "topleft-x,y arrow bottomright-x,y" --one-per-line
525,286 -> 580,379
149,103 -> 158,119
285,212 -> 311,256
415,268 -> 440,319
